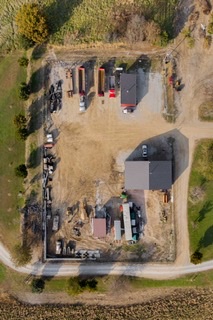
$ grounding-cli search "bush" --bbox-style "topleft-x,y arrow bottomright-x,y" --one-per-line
191,251 -> 203,264
31,278 -> 45,293
15,164 -> 28,178
19,82 -> 30,100
67,277 -> 82,295
18,57 -> 29,67
12,243 -> 31,266
67,277 -> 98,295
17,127 -> 28,140
16,3 -> 49,44
17,34 -> 35,50
14,114 -> 27,127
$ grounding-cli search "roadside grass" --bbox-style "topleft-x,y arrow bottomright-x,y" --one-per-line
199,101 -> 213,121
188,140 -> 213,261
0,54 -> 26,249
39,271 -> 213,295
0,263 -> 6,283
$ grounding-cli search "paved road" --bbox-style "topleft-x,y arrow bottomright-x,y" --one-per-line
1,242 -> 213,280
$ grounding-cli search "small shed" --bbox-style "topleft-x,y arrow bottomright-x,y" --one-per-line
120,74 -> 137,107
92,218 -> 106,238
114,220 -> 121,240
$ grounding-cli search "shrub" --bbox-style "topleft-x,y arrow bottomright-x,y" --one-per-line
15,164 -> 28,178
191,251 -> 203,264
18,57 -> 29,67
17,34 -> 35,50
19,82 -> 30,100
14,114 -> 27,127
17,126 -> 28,141
16,3 -> 49,44
12,243 -> 31,266
67,277 -> 82,295
31,278 -> 45,293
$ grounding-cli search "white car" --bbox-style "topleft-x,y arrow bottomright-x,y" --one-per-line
142,144 -> 148,158
122,107 -> 134,114
79,96 -> 86,112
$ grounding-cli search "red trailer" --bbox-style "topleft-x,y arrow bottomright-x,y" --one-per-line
78,66 -> 86,96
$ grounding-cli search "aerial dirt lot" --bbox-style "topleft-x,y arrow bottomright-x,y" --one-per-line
44,57 -> 175,262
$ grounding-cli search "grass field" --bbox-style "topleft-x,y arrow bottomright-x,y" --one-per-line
0,54 -> 26,249
188,140 -> 213,261
199,101 -> 213,121
0,0 -> 178,49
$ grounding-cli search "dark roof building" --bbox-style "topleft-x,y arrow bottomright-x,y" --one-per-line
120,74 -> 137,107
125,161 -> 172,190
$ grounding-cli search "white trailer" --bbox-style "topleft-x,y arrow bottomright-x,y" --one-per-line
122,203 -> 132,241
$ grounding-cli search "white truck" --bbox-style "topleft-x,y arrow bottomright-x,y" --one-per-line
52,215 -> 59,231
56,240 -> 62,254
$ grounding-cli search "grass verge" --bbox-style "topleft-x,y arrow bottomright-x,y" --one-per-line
199,101 -> 213,121
188,139 -> 213,261
0,54 -> 26,249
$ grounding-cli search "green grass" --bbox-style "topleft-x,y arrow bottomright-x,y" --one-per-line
0,263 -> 6,283
0,53 -> 26,249
0,0 -> 178,49
188,140 -> 213,261
199,101 -> 213,121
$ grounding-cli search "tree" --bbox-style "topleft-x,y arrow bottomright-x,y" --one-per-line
19,82 -> 30,100
12,243 -> 32,266
17,127 -> 28,140
14,113 -> 27,127
31,278 -> 45,293
16,3 -> 49,44
18,57 -> 29,67
191,251 -> 203,264
15,164 -> 28,178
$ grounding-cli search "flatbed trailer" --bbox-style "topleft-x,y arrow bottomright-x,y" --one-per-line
98,68 -> 105,96
78,66 -> 86,96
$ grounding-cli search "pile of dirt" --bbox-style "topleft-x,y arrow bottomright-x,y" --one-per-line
1,289 -> 213,319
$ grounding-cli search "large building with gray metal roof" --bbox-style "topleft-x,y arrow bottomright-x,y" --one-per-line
125,160 -> 172,190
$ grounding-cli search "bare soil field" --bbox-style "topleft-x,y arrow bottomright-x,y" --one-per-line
2,288 -> 213,319
44,57 -> 175,262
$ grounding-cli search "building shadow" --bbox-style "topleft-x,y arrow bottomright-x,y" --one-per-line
126,129 -> 189,184
198,225 -> 213,250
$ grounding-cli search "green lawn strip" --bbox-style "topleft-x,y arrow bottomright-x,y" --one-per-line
188,140 -> 213,261
0,54 -> 26,248
0,263 -> 6,283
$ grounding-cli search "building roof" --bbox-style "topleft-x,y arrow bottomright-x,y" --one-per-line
120,74 -> 137,107
114,220 -> 121,240
122,203 -> 132,241
92,218 -> 106,238
125,161 -> 172,190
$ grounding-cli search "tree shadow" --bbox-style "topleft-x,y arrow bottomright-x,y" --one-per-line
27,145 -> 42,169
28,96 -> 44,134
198,225 -> 213,250
195,201 -> 213,223
31,43 -> 47,60
30,65 -> 50,94
173,1 -> 195,37
44,0 -> 83,39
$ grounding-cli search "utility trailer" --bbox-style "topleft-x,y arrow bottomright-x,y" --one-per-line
109,75 -> 116,98
78,66 -> 86,96
52,214 -> 59,231
98,68 -> 105,96
66,68 -> 74,97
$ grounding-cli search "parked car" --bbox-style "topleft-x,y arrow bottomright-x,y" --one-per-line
142,144 -> 148,158
79,96 -> 86,112
122,107 -> 134,114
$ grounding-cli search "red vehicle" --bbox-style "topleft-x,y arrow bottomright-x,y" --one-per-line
98,68 -> 105,96
109,76 -> 115,98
